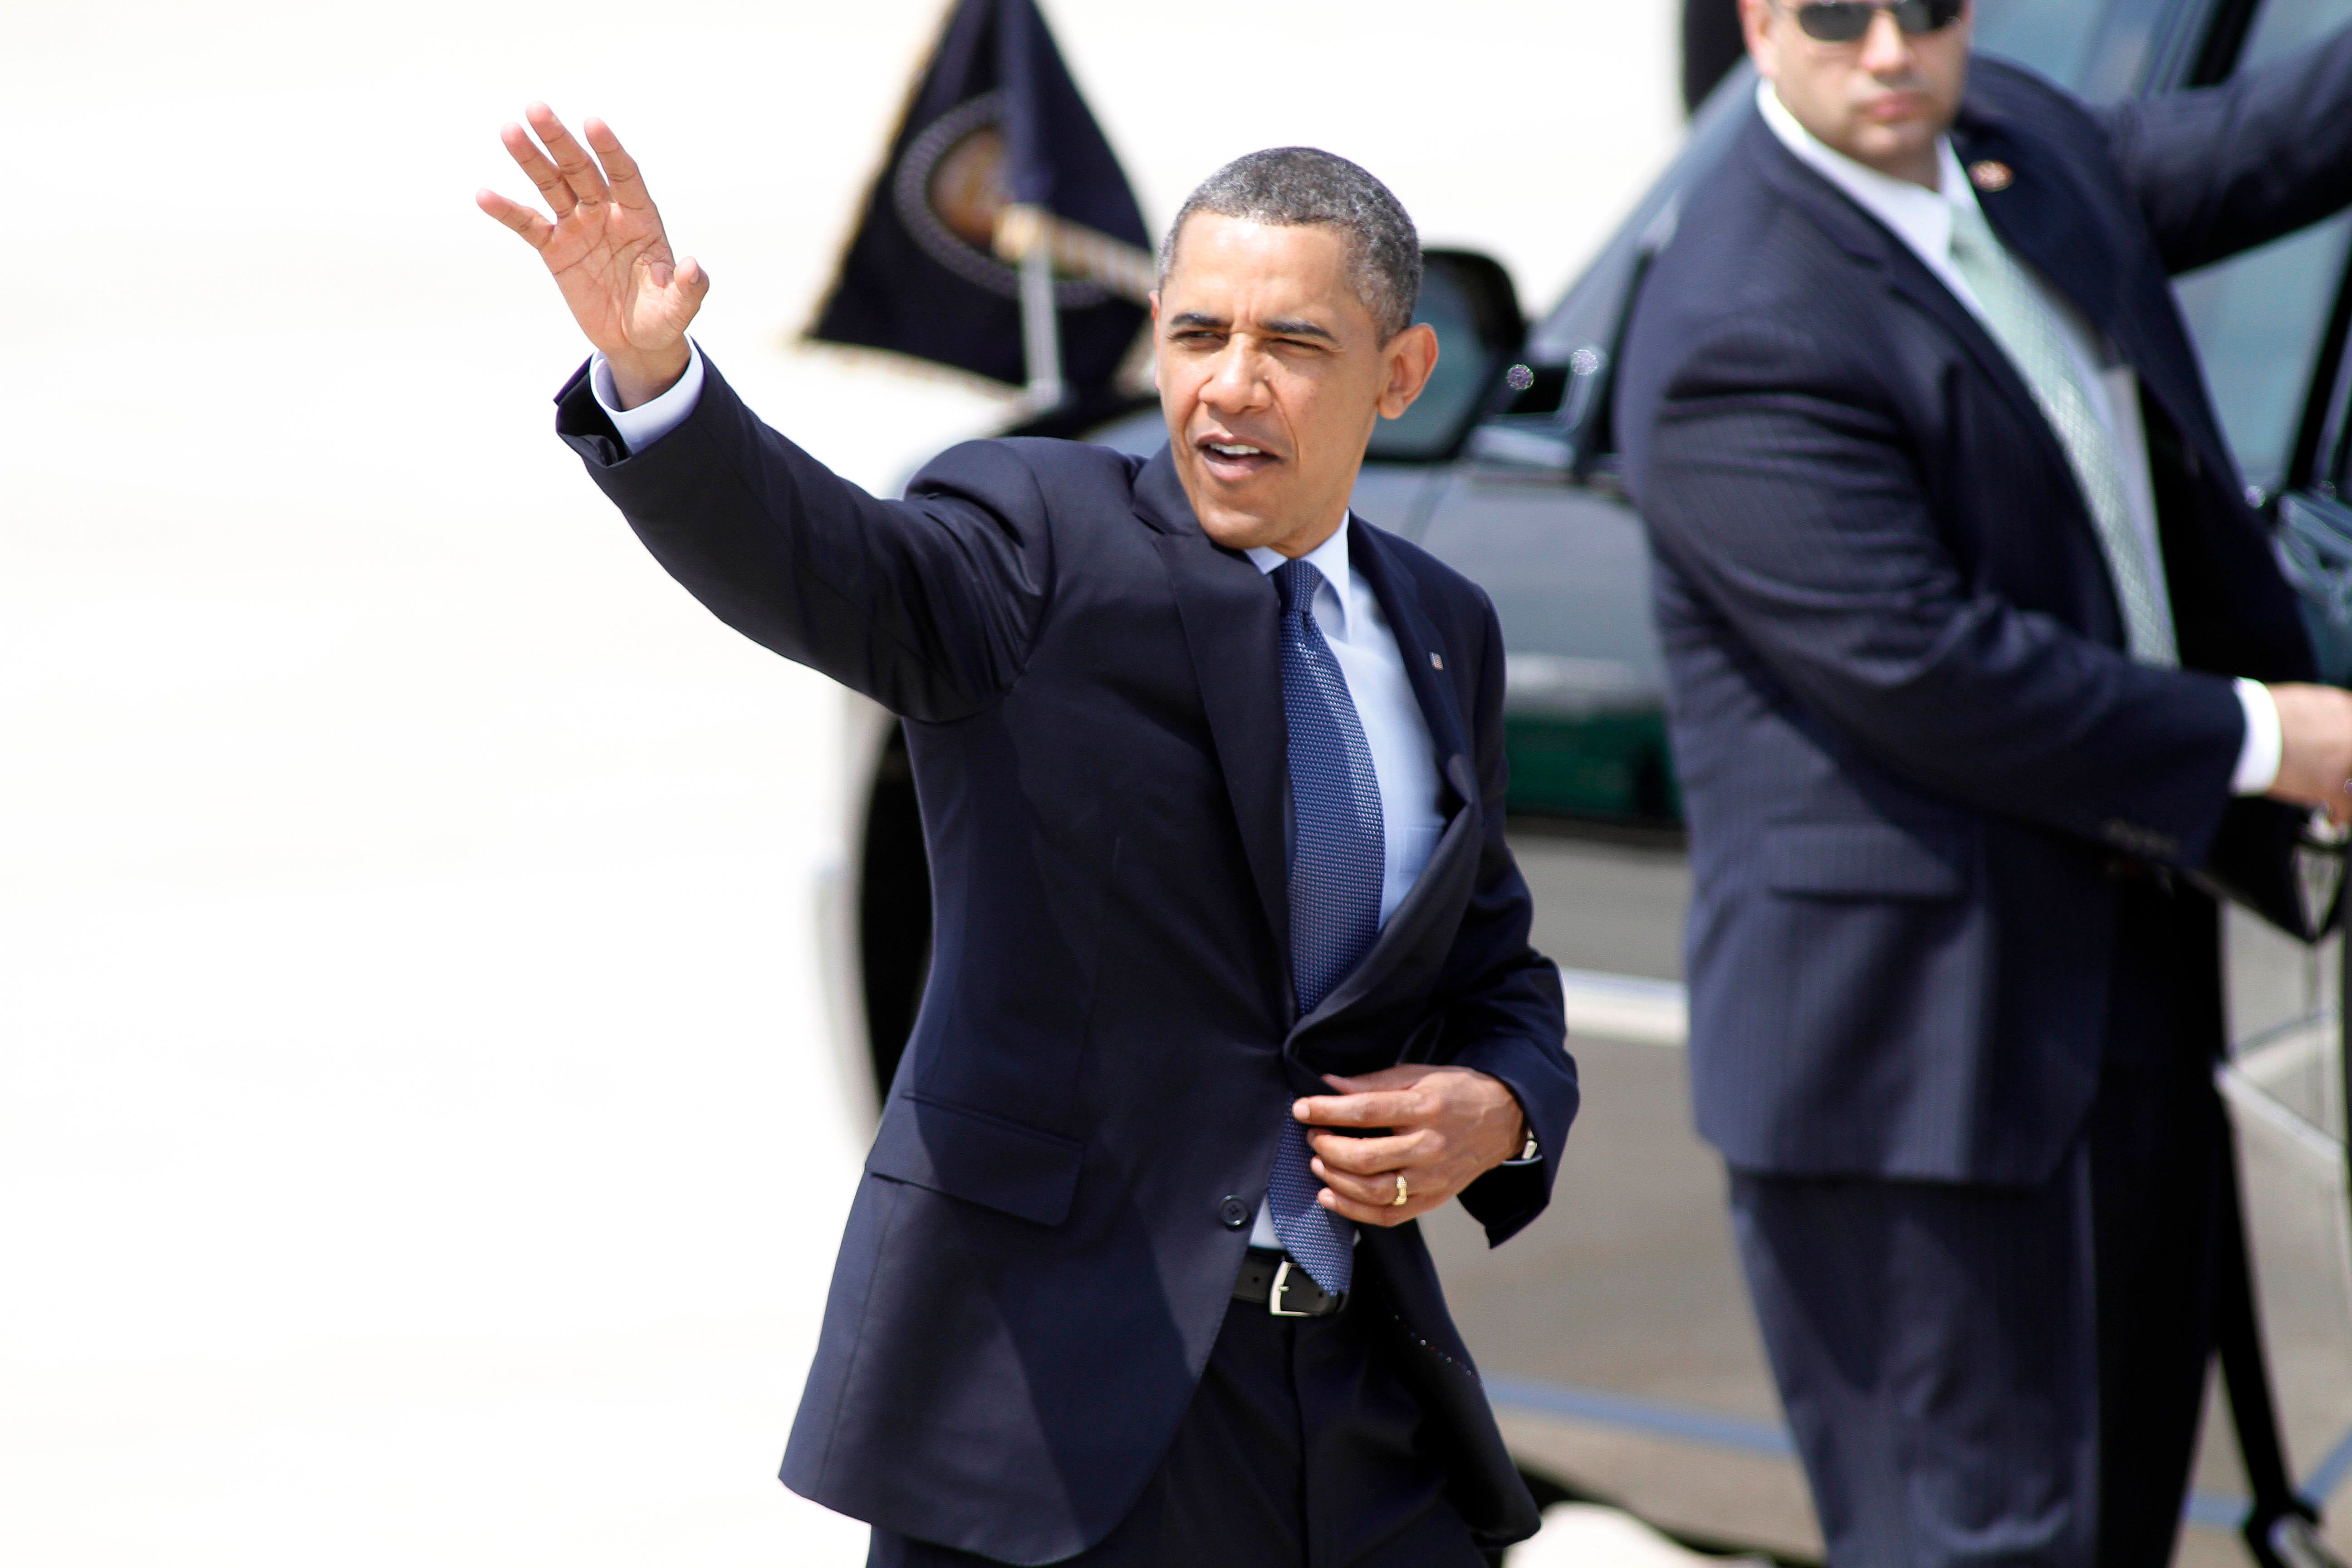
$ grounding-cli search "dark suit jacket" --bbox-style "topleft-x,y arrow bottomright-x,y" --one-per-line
554,362 -> 1576,1561
1617,41 -> 2352,1186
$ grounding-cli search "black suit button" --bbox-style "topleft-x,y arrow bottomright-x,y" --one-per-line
1218,1196 -> 1251,1230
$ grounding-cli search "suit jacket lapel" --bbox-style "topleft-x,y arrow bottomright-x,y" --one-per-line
1742,113 -> 2172,612
1286,521 -> 1484,1045
1949,116 -> 2121,337
1751,102 -> 2234,499
1949,114 -> 2237,493
1286,803 -> 1480,1060
1133,448 -> 1294,994
1744,118 -> 2057,450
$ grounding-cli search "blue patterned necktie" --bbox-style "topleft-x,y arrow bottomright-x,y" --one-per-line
1264,558 -> 1384,1295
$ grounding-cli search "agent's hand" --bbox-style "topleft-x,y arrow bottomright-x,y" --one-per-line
2267,681 -> 2352,826
476,105 -> 706,408
1294,1064 -> 1528,1228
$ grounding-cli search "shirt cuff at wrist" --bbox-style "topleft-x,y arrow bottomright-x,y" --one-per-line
589,338 -> 705,456
2232,677 -> 2283,796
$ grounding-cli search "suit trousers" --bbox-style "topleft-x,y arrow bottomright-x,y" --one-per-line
866,1276 -> 1489,1568
1729,878 -> 2230,1568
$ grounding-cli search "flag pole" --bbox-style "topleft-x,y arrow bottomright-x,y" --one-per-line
1004,205 -> 1065,410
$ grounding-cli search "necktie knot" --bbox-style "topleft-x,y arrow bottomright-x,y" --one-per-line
1273,558 -> 1322,617
1946,198 -> 1996,260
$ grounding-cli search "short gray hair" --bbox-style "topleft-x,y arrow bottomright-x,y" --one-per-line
1157,147 -> 1422,340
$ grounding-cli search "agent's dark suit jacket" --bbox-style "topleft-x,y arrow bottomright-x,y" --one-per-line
1617,42 -> 2352,1186
555,363 -> 1577,1563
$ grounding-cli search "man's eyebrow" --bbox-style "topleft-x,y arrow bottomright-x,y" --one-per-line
1164,309 -> 1340,344
1260,317 -> 1339,343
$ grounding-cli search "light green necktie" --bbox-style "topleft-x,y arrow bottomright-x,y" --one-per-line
1945,200 -> 2177,666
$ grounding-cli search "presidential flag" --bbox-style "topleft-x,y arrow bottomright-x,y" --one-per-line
807,0 -> 1153,398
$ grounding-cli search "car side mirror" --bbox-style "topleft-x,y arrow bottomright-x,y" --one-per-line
1466,195 -> 1681,490
1366,249 -> 1524,464
1463,312 -> 1635,490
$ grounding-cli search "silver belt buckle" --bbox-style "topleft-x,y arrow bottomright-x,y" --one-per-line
1269,1257 -> 1313,1317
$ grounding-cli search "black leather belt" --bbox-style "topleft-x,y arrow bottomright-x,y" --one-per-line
1233,1247 -> 1347,1318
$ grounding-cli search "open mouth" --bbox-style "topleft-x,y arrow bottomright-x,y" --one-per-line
1195,436 -> 1279,481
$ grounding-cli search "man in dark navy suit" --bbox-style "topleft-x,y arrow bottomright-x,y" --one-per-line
479,114 -> 1576,1567
1617,2 -> 2352,1562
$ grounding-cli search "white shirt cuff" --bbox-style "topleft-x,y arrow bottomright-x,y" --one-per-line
2232,678 -> 2282,795
589,338 -> 705,455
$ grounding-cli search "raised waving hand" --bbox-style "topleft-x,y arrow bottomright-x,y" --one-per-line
477,105 -> 705,408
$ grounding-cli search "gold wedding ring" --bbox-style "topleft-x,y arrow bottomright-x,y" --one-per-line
1392,1173 -> 1409,1207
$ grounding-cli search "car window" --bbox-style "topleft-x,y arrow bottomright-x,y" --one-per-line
2172,0 -> 2352,498
1971,0 -> 2113,86
2241,0 -> 2352,64
1368,259 -> 1512,463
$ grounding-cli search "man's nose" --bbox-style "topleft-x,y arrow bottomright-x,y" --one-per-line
1201,343 -> 1268,411
1857,7 -> 1915,72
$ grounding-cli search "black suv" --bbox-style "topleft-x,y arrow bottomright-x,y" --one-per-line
840,1 -> 2352,1558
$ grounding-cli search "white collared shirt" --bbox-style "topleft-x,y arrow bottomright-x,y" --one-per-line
591,339 -> 709,452
1754,83 -> 2279,793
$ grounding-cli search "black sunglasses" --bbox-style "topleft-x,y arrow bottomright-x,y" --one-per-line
1782,0 -> 1965,43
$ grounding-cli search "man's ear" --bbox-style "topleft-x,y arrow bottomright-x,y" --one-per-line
1148,289 -> 1162,394
1376,322 -> 1440,420
1740,0 -> 1780,80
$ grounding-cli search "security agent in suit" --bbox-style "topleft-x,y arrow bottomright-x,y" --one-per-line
479,118 -> 1577,1568
1614,2 -> 2352,1563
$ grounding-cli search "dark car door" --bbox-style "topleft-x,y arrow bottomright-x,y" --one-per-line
2180,0 -> 2352,521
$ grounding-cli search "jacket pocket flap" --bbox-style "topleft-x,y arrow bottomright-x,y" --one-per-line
866,1094 -> 1083,1227
1763,821 -> 1965,899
